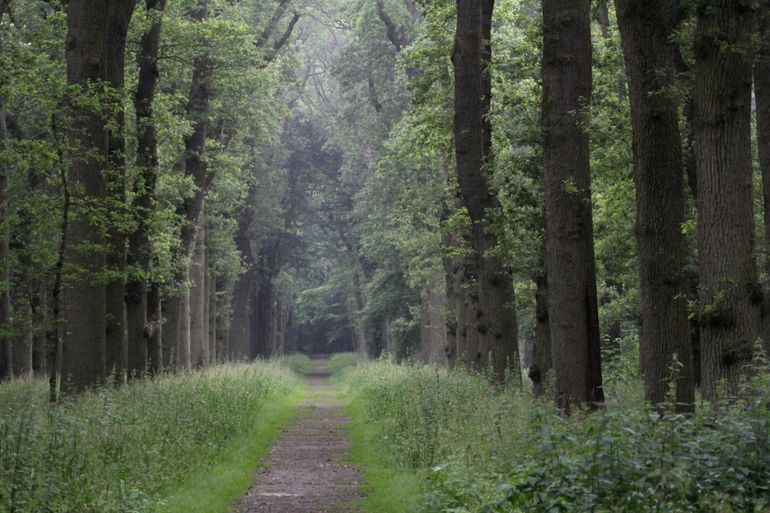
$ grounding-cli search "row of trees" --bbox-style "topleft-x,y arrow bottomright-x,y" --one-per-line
0,0 -> 303,397
283,0 -> 770,413
2,0 -> 770,414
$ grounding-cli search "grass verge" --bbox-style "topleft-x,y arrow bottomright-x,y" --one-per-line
341,384 -> 423,513
161,383 -> 305,513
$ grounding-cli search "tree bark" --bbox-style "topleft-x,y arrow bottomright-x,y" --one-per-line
541,0 -> 604,412
694,0 -> 759,397
126,0 -> 167,379
756,0 -> 770,356
61,0 -> 136,394
615,0 -> 694,411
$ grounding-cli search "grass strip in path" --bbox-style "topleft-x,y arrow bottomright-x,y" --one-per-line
160,384 -> 306,513
344,397 -> 423,513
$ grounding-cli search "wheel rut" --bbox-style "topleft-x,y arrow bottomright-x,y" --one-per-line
234,356 -> 364,513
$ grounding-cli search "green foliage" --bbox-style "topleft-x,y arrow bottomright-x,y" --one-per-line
339,360 -> 770,513
327,352 -> 365,375
0,362 -> 302,513
275,353 -> 313,375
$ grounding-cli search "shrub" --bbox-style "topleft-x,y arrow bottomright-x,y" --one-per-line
328,352 -> 364,376
275,353 -> 313,375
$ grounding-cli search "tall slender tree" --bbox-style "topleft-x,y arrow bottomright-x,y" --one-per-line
126,0 -> 167,378
60,0 -> 136,393
615,0 -> 694,410
541,0 -> 604,411
694,0 -> 759,396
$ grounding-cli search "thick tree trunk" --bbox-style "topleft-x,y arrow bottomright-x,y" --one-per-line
126,0 -> 166,379
694,0 -> 759,397
61,0 -> 136,394
615,0 -> 694,411
756,0 -> 770,356
189,217 -> 207,367
541,0 -> 604,412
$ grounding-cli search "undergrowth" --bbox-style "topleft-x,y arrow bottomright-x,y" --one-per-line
275,353 -> 313,375
327,352 -> 364,376
0,361 -> 302,513
338,360 -> 770,513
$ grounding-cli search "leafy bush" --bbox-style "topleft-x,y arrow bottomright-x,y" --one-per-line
275,353 -> 313,375
0,362 -> 301,513
339,360 -> 770,513
328,352 -> 365,376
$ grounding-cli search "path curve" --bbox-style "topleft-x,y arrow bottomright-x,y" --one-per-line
234,356 -> 364,513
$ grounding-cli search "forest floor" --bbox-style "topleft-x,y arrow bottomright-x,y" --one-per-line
233,356 -> 364,513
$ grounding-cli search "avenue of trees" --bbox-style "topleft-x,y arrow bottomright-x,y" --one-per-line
1,0 -> 769,413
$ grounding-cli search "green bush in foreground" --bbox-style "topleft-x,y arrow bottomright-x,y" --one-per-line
339,360 -> 770,513
0,362 -> 301,513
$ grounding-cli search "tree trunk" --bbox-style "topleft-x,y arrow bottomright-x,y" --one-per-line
541,0 -> 604,412
32,292 -> 48,375
147,282 -> 162,373
178,286 -> 191,371
452,0 -> 518,382
0,67 -> 11,383
615,0 -> 695,411
61,0 -> 136,394
162,296 -> 180,368
126,0 -> 167,379
12,299 -> 33,378
694,0 -> 759,397
756,0 -> 770,356
530,273 -> 552,397
419,271 -> 447,365
230,210 -> 253,359
207,262 -> 216,363
189,216 -> 207,367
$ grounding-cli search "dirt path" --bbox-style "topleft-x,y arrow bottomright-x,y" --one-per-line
234,356 -> 364,513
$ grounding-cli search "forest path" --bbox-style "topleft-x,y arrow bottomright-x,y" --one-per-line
233,356 -> 364,513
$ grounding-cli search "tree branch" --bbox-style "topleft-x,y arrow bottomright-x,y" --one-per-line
376,0 -> 406,51
255,0 -> 291,49
260,10 -> 300,67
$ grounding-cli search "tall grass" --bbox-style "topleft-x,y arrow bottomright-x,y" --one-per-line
0,361 -> 302,513
338,360 -> 770,513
